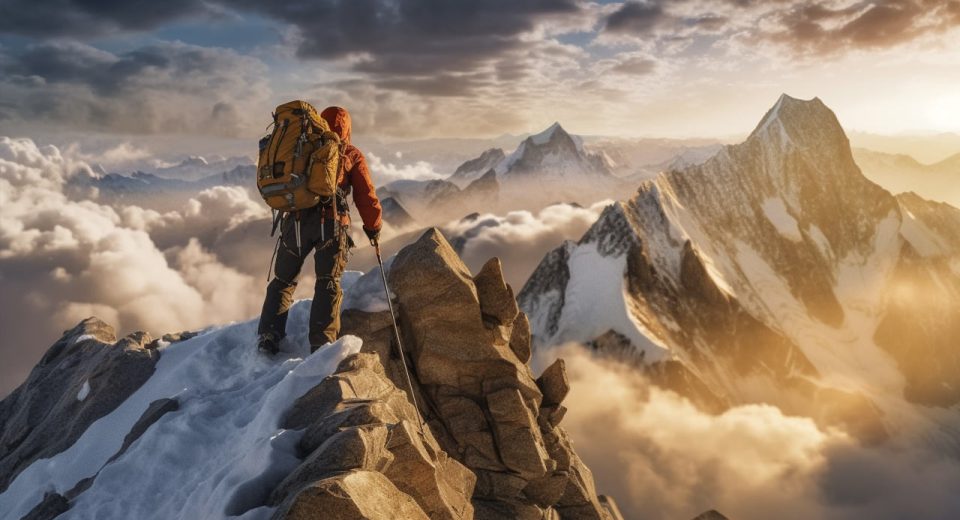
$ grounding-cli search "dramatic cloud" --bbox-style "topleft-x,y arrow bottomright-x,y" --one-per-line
602,0 -> 960,55
604,1 -> 665,35
0,41 -> 269,136
0,0 -> 211,38
539,343 -> 960,520
265,0 -> 581,72
443,201 -> 611,287
1,0 -> 959,140
365,152 -> 445,185
764,0 -> 960,55
0,137 -> 270,396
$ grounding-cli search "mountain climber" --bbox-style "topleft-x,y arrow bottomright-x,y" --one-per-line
257,106 -> 382,355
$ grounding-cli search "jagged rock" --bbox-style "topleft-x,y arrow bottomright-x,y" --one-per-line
543,428 -> 605,517
536,359 -> 570,407
434,392 -> 504,471
159,331 -> 200,344
272,470 -> 429,520
509,312 -> 532,363
114,398 -> 179,459
599,495 -> 625,520
299,401 -> 400,455
273,352 -> 476,519
486,387 -> 549,479
341,309 -> 394,368
388,227 -> 541,406
283,353 -> 412,433
384,420 -> 476,520
270,425 -> 394,506
21,491 -> 70,520
539,405 -> 567,429
473,499 -> 555,520
0,318 -> 158,492
383,229 -> 609,517
522,471 -> 569,507
474,257 -> 520,326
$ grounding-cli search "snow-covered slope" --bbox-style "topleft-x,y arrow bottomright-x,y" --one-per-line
519,95 -> 960,441
0,301 -> 360,520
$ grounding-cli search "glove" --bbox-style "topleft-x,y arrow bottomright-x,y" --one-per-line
363,226 -> 380,245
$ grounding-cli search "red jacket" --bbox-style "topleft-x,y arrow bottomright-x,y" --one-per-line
321,106 -> 382,232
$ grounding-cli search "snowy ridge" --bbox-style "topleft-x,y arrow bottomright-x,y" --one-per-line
0,268 -> 394,519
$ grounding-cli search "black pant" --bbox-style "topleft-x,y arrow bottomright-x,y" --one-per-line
258,208 -> 351,348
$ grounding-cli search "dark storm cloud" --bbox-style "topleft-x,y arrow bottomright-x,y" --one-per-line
601,0 -> 960,55
768,0 -> 960,54
238,0 -> 579,69
0,0 -> 583,98
3,41 -> 252,95
0,41 -> 267,134
0,0 -> 209,38
604,1 -> 665,34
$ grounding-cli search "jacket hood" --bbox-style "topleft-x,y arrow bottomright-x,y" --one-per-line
321,106 -> 352,144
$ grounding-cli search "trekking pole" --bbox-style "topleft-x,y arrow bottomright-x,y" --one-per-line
374,240 -> 426,435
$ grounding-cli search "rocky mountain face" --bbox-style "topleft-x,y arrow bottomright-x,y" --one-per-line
519,95 -> 960,441
450,148 -> 506,187
378,171 -> 500,226
0,229 -> 622,520
379,196 -> 417,230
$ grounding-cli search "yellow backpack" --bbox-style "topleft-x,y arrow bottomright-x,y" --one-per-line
256,100 -> 342,212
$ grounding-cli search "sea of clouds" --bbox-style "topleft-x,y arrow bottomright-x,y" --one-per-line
0,137 -> 608,395
5,136 -> 960,520
536,344 -> 960,520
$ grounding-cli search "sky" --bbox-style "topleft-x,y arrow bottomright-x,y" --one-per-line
1,0 -> 959,148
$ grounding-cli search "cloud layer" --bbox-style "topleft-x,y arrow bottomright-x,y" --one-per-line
538,343 -> 960,520
443,201 -> 611,287
0,137 -> 270,395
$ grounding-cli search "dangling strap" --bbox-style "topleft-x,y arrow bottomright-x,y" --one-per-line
294,212 -> 302,252
266,232 -> 281,282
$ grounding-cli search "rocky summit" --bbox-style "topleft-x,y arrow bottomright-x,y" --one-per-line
0,228 -> 623,520
334,228 -> 616,520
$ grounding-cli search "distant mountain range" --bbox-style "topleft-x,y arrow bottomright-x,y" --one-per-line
853,148 -> 960,209
450,122 -> 614,186
66,165 -> 256,210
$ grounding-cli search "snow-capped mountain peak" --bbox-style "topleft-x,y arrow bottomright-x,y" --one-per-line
747,94 -> 846,155
529,122 -> 566,146
520,94 -> 960,446
451,122 -> 611,182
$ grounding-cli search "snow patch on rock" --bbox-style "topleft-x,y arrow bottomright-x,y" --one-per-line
761,197 -> 803,242
76,380 -> 91,402
553,243 -> 670,362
